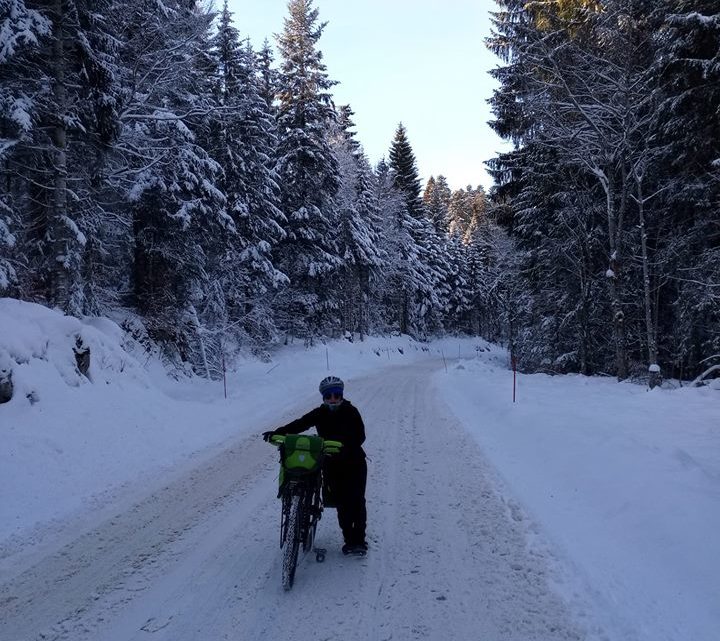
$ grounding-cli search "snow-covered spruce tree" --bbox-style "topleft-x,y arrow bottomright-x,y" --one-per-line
487,0 -> 695,379
387,123 -> 447,336
353,155 -> 389,336
415,217 -> 450,336
373,159 -> 427,335
447,186 -> 486,240
0,1 -> 51,293
0,197 -> 16,292
389,122 -> 423,219
0,0 -> 119,314
481,202 -> 527,351
422,175 -> 451,234
55,1 -> 120,316
422,175 -> 481,335
256,38 -> 279,115
463,208 -> 492,337
489,2 -> 624,374
109,0 -> 227,368
205,5 -> 288,354
453,186 -> 492,336
652,1 -> 720,378
441,231 -> 471,333
487,1 -> 599,373
273,0 -> 342,344
329,105 -> 385,339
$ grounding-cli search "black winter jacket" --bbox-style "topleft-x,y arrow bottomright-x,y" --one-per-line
274,400 -> 366,462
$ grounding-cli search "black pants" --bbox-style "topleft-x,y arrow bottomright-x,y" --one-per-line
324,458 -> 367,546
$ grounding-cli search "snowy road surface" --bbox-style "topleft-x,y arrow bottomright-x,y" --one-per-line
2,362 -> 604,641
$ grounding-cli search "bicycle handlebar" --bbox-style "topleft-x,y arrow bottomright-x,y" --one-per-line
268,434 -> 343,455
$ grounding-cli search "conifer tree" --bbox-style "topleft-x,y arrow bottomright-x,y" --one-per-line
0,1 -> 51,293
442,232 -> 471,331
423,175 -> 451,234
486,0 -> 720,378
386,123 -> 451,334
0,0 -> 119,314
256,38 -> 279,113
375,157 -> 440,336
207,8 -> 287,347
274,0 -> 341,342
112,0 -> 226,353
330,106 -> 384,337
389,122 -> 423,219
653,0 -> 720,375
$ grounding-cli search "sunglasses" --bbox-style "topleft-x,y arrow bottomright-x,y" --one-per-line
323,391 -> 343,401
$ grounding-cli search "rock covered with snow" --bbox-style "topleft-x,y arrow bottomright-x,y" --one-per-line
0,297 -> 151,406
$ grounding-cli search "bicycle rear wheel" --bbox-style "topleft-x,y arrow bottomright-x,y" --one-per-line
302,481 -> 320,552
281,493 -> 302,591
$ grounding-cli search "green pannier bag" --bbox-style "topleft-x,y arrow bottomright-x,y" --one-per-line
279,434 -> 324,485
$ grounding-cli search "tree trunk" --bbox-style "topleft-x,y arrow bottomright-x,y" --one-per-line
605,169 -> 628,380
636,175 -> 660,388
51,0 -> 72,312
188,305 -> 211,379
132,206 -> 156,314
400,292 -> 408,335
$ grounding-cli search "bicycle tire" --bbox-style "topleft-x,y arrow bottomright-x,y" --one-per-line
281,493 -> 302,591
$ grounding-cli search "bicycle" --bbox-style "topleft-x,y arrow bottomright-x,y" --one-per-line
267,434 -> 343,590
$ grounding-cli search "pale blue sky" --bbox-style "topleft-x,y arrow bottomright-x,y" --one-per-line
226,0 -> 509,191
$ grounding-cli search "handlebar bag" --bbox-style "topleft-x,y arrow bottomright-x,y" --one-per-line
281,434 -> 324,477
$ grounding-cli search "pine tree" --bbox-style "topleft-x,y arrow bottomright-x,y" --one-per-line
413,217 -> 449,336
274,0 -> 341,342
386,123 -> 452,334
442,232 -> 471,331
110,0 -> 226,355
0,1 -> 51,293
653,0 -> 720,376
207,5 -> 287,348
256,38 -> 279,114
487,0 -> 636,376
389,122 -> 423,219
486,0 -> 720,379
330,106 -> 384,337
447,189 -> 470,238
423,175 -> 451,234
0,0 -> 119,314
374,158 -> 437,336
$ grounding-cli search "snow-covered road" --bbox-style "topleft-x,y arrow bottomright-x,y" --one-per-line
0,361 -> 598,641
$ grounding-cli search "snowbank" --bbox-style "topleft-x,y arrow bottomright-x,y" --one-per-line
0,298 -> 476,544
4,297 -> 718,640
435,351 -> 720,641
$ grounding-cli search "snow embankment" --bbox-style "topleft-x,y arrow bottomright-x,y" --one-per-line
0,297 -> 472,545
436,354 -> 720,641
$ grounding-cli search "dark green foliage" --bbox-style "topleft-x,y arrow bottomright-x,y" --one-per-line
486,0 -> 720,379
273,0 -> 343,343
2,0 -> 526,371
389,123 -> 423,219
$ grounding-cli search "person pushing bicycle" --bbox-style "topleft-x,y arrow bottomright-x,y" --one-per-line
264,375 -> 368,555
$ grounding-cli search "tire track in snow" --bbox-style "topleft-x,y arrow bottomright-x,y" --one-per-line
0,360 -> 601,641
0,437 -> 278,641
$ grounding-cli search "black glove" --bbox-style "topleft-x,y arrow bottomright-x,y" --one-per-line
262,430 -> 276,442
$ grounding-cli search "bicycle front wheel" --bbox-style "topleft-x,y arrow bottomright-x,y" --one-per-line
281,493 -> 302,591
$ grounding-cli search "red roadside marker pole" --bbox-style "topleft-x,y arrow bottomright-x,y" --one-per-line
512,354 -> 517,403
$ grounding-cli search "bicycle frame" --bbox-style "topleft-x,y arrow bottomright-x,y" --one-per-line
268,434 -> 342,590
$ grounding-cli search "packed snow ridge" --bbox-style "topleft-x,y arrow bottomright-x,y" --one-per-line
1,298 -> 719,641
